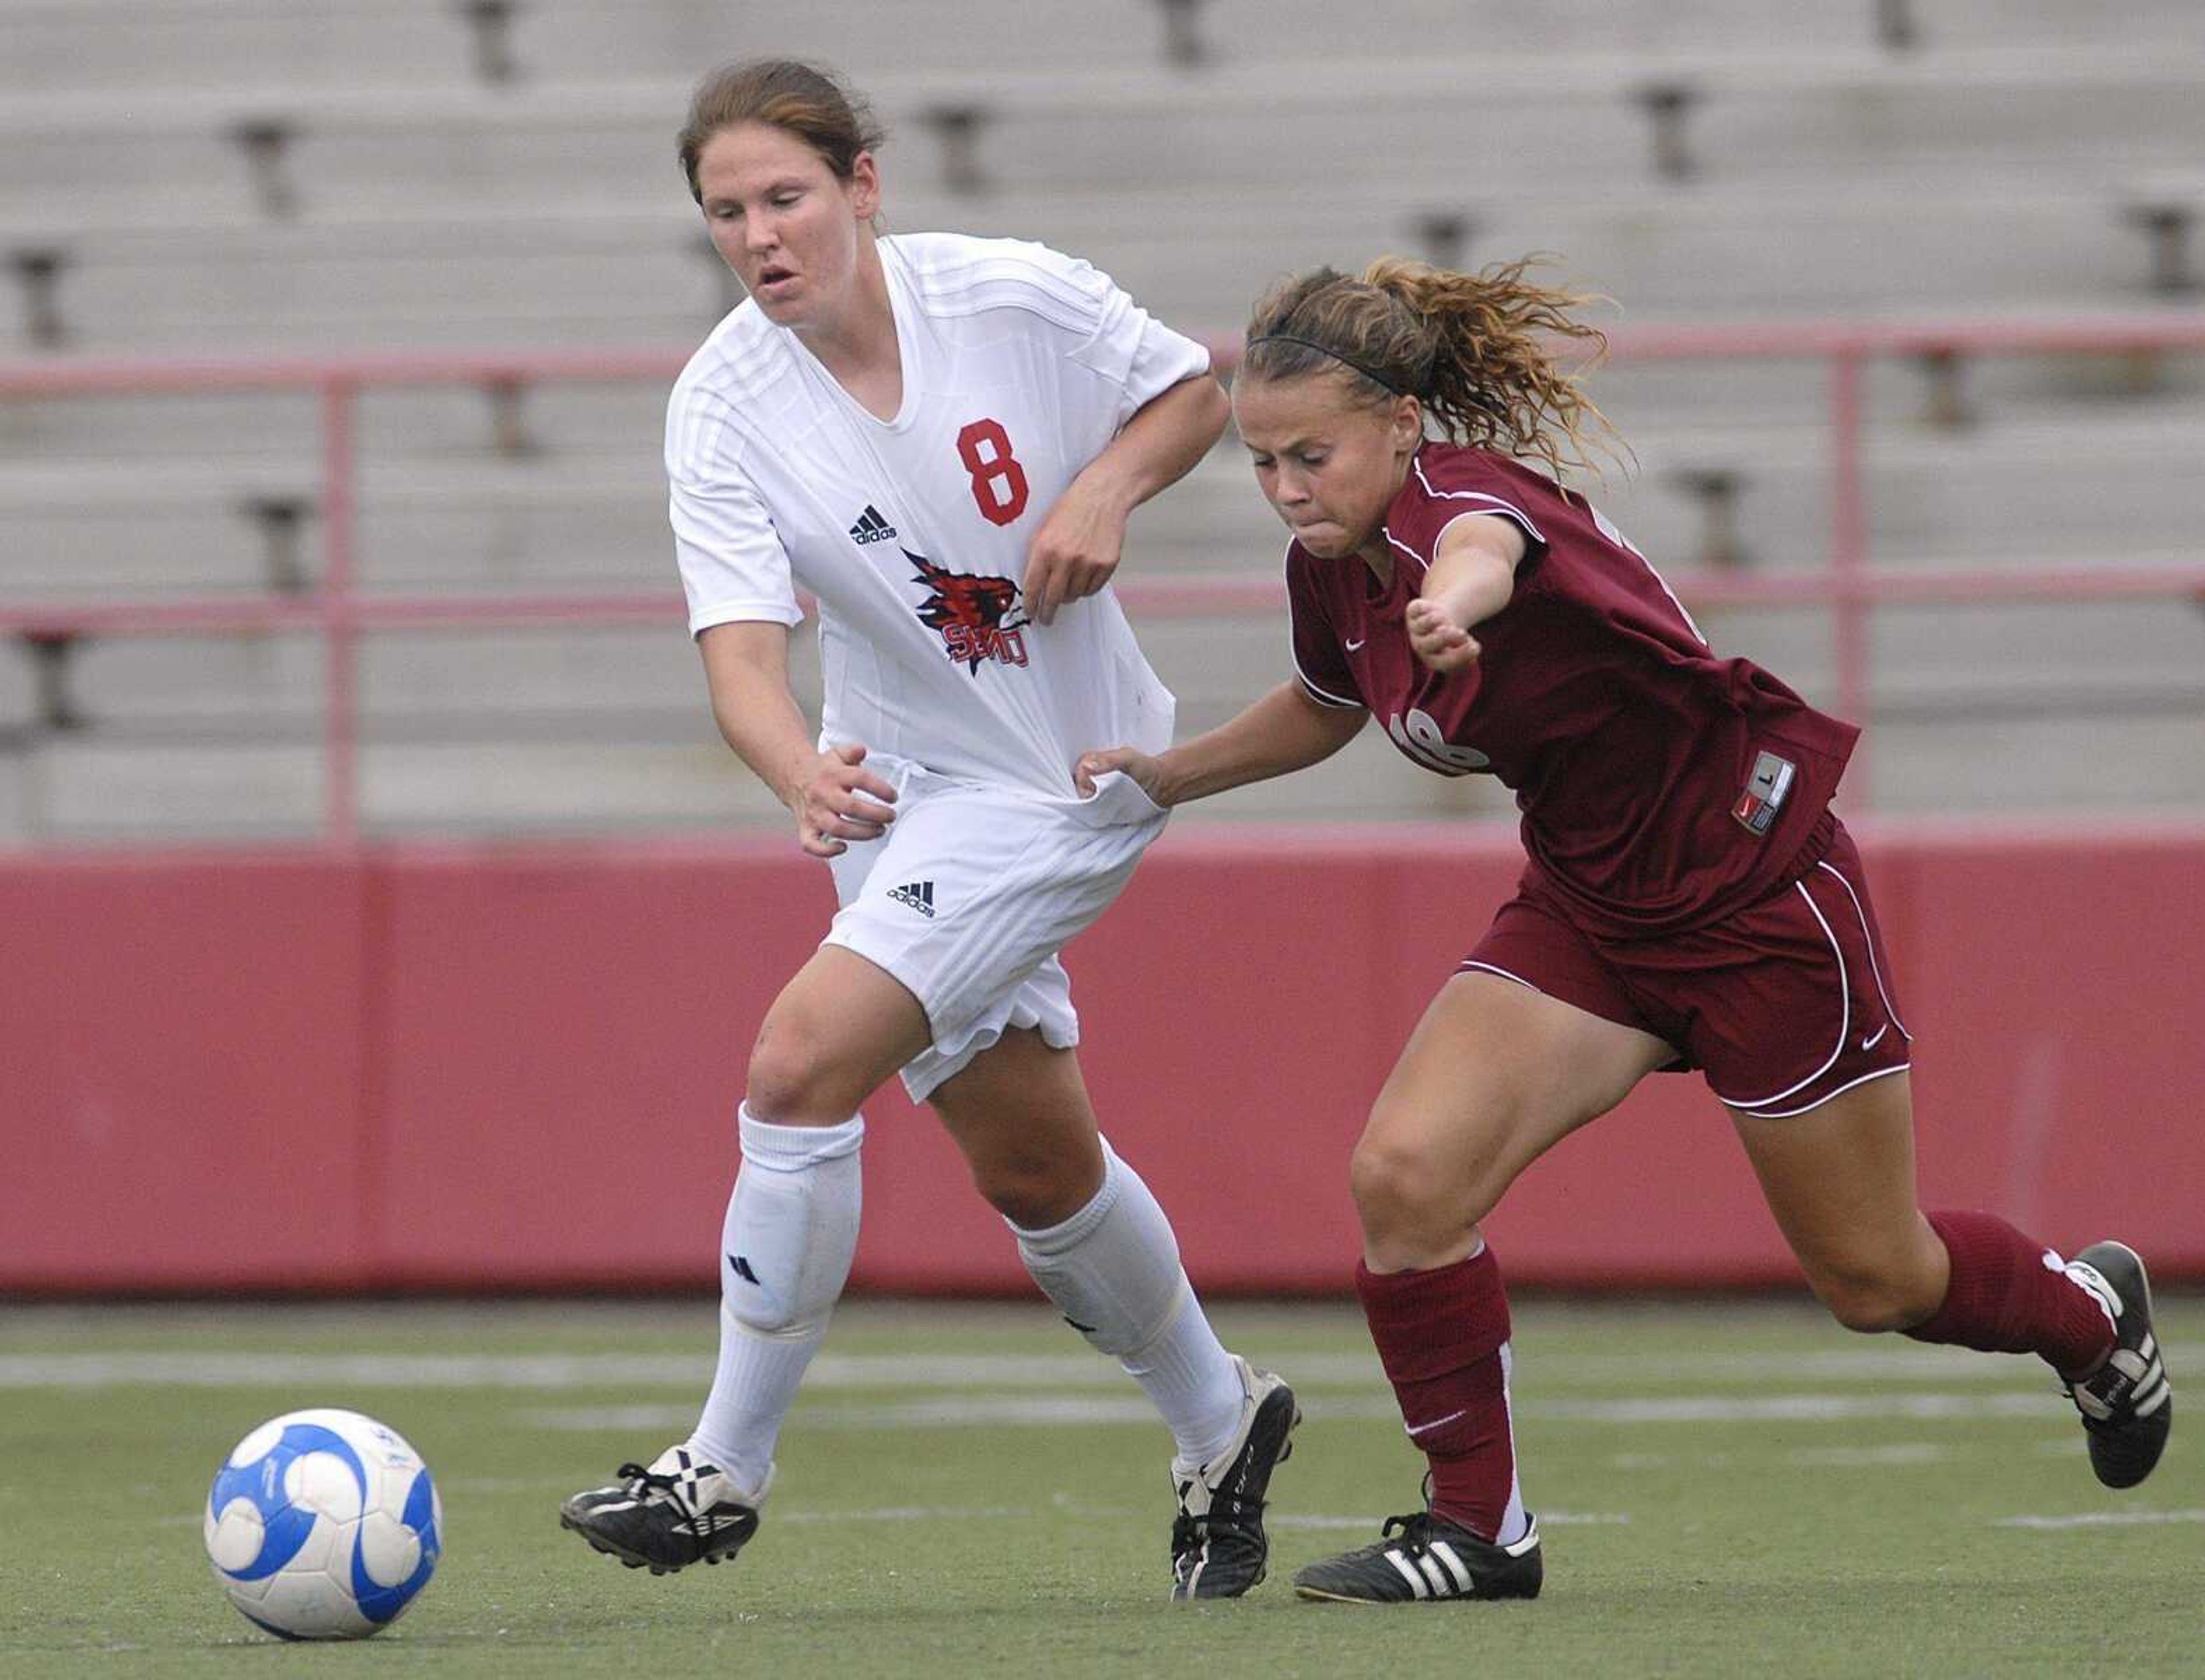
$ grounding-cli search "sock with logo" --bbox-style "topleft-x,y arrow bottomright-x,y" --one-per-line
1357,1242 -> 1528,1545
687,1105 -> 865,1499
1010,1136 -> 1247,1466
1901,1209 -> 2117,1377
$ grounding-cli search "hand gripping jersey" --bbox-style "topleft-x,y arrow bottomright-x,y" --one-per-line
667,233 -> 1208,800
1287,442 -> 1860,936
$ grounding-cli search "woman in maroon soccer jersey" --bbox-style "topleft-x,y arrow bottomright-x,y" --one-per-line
1075,258 -> 2172,1604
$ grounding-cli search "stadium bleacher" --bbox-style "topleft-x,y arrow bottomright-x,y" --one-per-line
2,0 -> 2203,839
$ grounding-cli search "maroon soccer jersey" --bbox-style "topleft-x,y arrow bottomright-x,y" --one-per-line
1286,442 -> 1859,934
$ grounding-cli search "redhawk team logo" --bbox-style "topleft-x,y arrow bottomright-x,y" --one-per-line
908,550 -> 1030,673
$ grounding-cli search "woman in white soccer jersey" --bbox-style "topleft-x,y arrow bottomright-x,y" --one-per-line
558,59 -> 1295,1600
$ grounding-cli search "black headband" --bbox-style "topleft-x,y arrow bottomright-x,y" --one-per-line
1242,332 -> 1410,396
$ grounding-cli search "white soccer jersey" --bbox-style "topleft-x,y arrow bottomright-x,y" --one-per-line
667,233 -> 1210,799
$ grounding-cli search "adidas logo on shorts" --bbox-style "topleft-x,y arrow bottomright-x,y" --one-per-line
887,880 -> 936,918
848,505 -> 898,545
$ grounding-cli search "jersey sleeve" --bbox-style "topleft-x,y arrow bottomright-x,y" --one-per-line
1023,242 -> 1212,426
665,390 -> 803,637
1286,548 -> 1364,710
1397,451 -> 1550,570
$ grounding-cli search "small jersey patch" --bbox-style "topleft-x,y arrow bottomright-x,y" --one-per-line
1732,749 -> 1797,835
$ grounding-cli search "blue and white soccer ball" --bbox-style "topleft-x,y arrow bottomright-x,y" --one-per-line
203,1407 -> 443,1640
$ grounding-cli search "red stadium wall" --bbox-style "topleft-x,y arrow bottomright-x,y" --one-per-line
5,823 -> 2202,1296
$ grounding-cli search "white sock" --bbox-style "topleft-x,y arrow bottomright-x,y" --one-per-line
1455,1234 -> 1531,1543
687,1104 -> 864,1499
1491,1341 -> 1531,1546
1010,1136 -> 1245,1465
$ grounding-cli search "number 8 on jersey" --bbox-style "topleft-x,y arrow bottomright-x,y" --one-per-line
957,419 -> 1031,527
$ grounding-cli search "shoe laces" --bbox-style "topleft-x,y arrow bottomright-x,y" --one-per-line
1170,1509 -> 1202,1560
616,1461 -> 694,1506
1184,1469 -> 1264,1527
1172,1479 -> 1260,1559
1378,1511 -> 1446,1554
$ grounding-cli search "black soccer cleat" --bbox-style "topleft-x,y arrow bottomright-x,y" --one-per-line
559,1447 -> 767,1575
2061,1241 -> 2173,1490
1169,1357 -> 1299,1601
1294,1509 -> 1542,1604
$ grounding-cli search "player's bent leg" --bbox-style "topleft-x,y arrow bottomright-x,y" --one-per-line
746,944 -> 934,1125
935,1031 -> 1297,1600
1729,1073 -> 2165,1488
1351,972 -> 1676,1271
1163,1354 -> 1300,1602
562,950 -> 930,1576
561,1101 -> 865,1574
928,1023 -> 1105,1228
697,942 -> 927,1493
1298,973 -> 1670,1604
1726,1071 -> 1947,1333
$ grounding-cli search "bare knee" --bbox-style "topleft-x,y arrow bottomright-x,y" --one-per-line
929,1032 -> 1108,1230
746,1010 -> 867,1125
1806,1255 -> 1946,1334
973,1143 -> 1100,1231
1350,1124 -> 1504,1272
745,949 -> 930,1125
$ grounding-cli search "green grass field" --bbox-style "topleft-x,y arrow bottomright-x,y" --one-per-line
2,1295 -> 2198,1678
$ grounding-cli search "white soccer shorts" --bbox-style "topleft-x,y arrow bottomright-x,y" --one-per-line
822,756 -> 1167,1102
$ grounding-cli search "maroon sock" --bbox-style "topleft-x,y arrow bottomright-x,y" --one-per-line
1356,1245 -> 1518,1541
1902,1210 -> 2116,1377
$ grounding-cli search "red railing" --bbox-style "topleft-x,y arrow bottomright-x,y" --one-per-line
5,319 -> 2205,845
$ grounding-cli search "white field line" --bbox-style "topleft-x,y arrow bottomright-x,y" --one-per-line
1549,1392 -> 2060,1423
517,1389 -> 2068,1434
1786,1443 -> 1951,1466
1,1353 -> 2075,1435
0,1344 -> 2022,1391
776,1505 -> 1021,1524
1997,1509 -> 2205,1531
1612,1443 -> 1953,1469
0,1352 -> 1310,1389
522,1398 -> 1225,1432
0,1352 -> 718,1389
1529,1348 -> 2007,1383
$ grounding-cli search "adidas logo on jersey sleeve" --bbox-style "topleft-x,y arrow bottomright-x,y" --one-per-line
848,505 -> 899,545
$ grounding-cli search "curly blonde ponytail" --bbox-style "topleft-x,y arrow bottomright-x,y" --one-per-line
1240,257 -> 1622,479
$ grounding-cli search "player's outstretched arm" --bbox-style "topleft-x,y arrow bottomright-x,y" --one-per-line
1076,680 -> 1365,807
1406,514 -> 1522,672
698,621 -> 898,857
1023,373 -> 1230,626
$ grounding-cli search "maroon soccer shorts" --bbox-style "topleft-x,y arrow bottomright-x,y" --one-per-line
1462,821 -> 1912,1118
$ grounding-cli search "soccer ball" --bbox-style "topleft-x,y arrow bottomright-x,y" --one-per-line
203,1407 -> 443,1640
